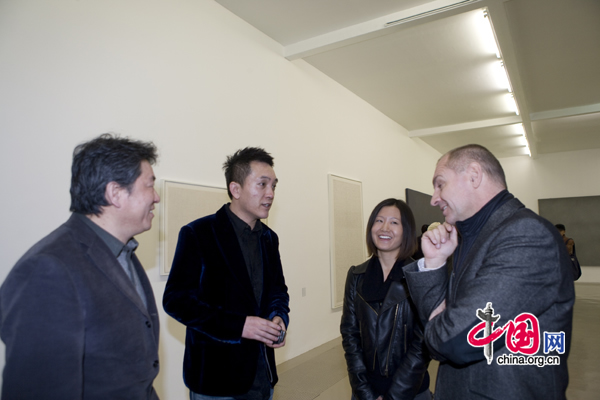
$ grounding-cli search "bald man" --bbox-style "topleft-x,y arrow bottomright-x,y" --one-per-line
403,144 -> 574,400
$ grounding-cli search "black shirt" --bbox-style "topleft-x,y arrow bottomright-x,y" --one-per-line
225,204 -> 264,304
224,204 -> 271,400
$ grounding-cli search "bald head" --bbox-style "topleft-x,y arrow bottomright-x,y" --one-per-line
442,144 -> 507,190
431,144 -> 507,224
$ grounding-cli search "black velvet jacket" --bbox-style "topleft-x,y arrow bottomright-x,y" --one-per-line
341,257 -> 430,400
163,205 -> 290,396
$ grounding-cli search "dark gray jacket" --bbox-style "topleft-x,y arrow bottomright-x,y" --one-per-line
404,198 -> 574,400
0,214 -> 160,399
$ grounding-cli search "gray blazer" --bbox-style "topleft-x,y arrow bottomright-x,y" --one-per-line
404,198 -> 574,400
0,214 -> 160,399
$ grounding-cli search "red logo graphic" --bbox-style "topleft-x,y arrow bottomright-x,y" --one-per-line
467,302 -> 540,364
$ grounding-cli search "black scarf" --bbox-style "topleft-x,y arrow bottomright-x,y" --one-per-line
361,257 -> 408,303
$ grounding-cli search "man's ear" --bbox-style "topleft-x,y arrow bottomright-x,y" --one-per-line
229,181 -> 242,200
467,162 -> 483,189
105,181 -> 125,208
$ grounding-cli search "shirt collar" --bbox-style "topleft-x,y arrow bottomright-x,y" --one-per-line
225,203 -> 263,236
75,213 -> 138,257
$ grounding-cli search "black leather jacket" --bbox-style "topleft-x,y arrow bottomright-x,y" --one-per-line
341,258 -> 429,400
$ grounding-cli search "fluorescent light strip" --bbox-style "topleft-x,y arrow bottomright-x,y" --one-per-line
510,94 -> 520,116
482,10 -> 501,59
385,0 -> 481,27
483,11 -> 530,156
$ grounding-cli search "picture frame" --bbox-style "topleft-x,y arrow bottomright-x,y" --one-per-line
328,174 -> 365,308
160,180 -> 229,275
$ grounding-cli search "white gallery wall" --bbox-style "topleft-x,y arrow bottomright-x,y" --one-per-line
500,148 -> 600,212
1,1 -> 598,398
500,148 -> 600,282
0,0 -> 442,398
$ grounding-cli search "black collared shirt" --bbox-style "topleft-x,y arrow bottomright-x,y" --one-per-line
225,204 -> 264,305
224,205 -> 271,400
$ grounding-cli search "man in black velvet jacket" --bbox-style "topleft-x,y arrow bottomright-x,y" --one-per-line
163,147 -> 289,399
403,144 -> 574,400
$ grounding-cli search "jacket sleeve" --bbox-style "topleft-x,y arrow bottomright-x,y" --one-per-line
403,260 -> 449,327
163,225 -> 247,343
0,254 -> 85,398
340,267 -> 379,400
385,304 -> 430,400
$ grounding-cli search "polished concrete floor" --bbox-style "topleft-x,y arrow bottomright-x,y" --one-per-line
274,283 -> 600,400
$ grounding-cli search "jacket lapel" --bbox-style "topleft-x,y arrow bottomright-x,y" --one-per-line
356,258 -> 410,314
379,282 -> 408,316
131,254 -> 160,340
67,215 -> 151,318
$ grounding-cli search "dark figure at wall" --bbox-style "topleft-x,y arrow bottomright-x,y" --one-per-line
555,224 -> 581,280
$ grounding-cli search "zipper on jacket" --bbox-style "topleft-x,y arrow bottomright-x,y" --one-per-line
357,291 -> 379,371
357,292 -> 378,316
384,304 -> 399,377
373,349 -> 377,371
404,323 -> 407,354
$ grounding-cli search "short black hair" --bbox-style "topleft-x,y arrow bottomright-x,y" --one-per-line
555,224 -> 566,231
223,147 -> 274,199
70,133 -> 158,215
366,198 -> 417,261
445,144 -> 507,189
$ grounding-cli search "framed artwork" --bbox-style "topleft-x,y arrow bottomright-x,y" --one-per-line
328,174 -> 365,308
160,180 -> 229,275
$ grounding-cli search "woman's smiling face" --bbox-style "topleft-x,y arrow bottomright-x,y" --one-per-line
371,205 -> 403,258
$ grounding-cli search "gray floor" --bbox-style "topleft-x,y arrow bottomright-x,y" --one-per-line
274,283 -> 600,400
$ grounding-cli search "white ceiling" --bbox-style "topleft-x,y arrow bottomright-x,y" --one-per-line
215,0 -> 600,158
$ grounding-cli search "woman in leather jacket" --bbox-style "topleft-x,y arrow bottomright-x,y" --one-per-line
341,198 -> 431,400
